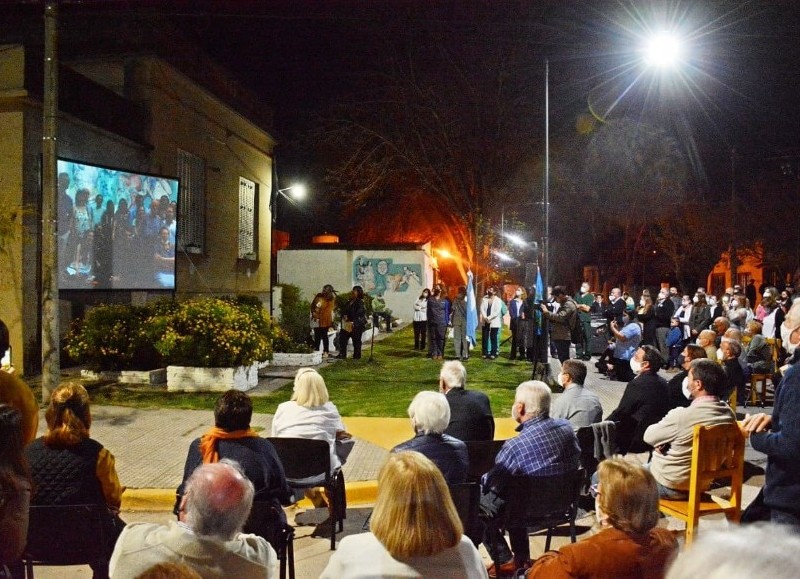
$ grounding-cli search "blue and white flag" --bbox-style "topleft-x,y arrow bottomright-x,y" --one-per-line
536,266 -> 544,303
466,270 -> 479,347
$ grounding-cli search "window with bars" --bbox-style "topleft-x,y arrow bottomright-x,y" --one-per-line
176,149 -> 206,253
238,177 -> 258,260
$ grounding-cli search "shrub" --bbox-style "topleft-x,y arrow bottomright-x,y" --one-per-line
276,284 -> 312,348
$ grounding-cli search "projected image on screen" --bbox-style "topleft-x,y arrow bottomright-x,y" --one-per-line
57,158 -> 180,290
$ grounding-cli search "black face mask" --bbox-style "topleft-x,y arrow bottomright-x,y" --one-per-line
676,354 -> 685,368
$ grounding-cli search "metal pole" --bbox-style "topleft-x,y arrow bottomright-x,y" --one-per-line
41,0 -> 60,403
729,148 -> 737,287
544,58 -> 550,293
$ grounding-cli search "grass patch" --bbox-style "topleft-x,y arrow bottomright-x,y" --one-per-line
50,325 -> 536,418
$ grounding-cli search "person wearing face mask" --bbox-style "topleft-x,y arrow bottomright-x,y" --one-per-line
654,289 -> 675,363
508,287 -> 526,361
540,286 -> 578,363
526,458 -> 677,579
707,294 -> 723,320
550,360 -> 603,431
644,359 -> 735,499
606,311 -> 642,382
757,287 -> 784,340
726,294 -> 748,330
673,295 -> 693,343
666,344 -> 707,410
688,294 -> 711,338
637,295 -> 656,347
606,346 -> 670,455
480,287 -> 503,359
604,287 -> 625,328
574,283 -> 595,361
720,339 -> 745,403
740,299 -> 800,529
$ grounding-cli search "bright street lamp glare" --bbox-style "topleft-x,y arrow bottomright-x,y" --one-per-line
493,250 -> 514,262
643,32 -> 683,68
504,232 -> 527,247
288,184 -> 306,200
436,248 -> 453,259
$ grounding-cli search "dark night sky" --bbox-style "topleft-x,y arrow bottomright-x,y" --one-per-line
4,0 -> 800,238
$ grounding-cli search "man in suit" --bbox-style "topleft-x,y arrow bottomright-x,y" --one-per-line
604,287 -> 625,328
440,360 -> 495,441
606,345 -> 670,455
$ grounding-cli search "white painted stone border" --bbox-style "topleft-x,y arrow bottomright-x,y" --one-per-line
166,363 -> 259,392
270,351 -> 323,366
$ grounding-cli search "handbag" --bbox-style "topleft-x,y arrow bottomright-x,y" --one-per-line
343,321 -> 354,333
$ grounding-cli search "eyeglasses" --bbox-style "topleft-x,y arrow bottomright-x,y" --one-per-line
589,484 -> 600,498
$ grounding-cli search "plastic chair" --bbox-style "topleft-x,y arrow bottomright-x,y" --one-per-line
745,338 -> 781,408
21,504 -> 109,578
658,423 -> 745,546
245,502 -> 295,579
267,437 -> 346,550
487,468 -> 585,578
464,439 -> 506,483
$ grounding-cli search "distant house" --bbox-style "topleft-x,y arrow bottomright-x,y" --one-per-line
0,44 -> 275,374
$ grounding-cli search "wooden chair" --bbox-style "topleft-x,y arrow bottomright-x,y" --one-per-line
267,437 -> 346,550
745,338 -> 781,408
658,423 -> 745,546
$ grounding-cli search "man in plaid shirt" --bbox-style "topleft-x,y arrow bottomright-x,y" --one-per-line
481,380 -> 580,577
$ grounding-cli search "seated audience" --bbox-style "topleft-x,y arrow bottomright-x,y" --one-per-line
439,360 -> 495,441
666,524 -> 800,579
174,390 -> 292,524
320,451 -> 487,578
711,316 -> 730,346
720,339 -> 746,403
696,330 -> 718,362
666,344 -> 707,410
110,460 -> 276,578
481,381 -> 580,577
134,563 -> 202,579
644,359 -> 736,499
0,320 -> 39,444
0,405 -> 31,566
606,346 -> 670,454
392,391 -> 468,484
743,320 -> 773,378
527,458 -> 677,578
551,359 -> 603,430
25,382 -> 124,578
271,368 -> 351,507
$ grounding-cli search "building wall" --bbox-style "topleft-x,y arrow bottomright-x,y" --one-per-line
277,247 -> 433,319
127,58 -> 275,300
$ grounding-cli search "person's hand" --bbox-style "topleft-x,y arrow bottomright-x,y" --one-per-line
539,304 -> 548,312
610,320 -> 618,330
741,413 -> 772,437
336,430 -> 353,441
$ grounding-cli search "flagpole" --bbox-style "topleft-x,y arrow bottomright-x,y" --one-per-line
544,58 -> 550,294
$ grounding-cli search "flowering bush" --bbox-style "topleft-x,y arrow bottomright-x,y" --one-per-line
65,296 -> 277,370
147,297 -> 274,368
64,303 -> 165,371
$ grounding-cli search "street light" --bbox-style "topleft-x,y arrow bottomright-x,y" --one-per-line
272,183 -> 306,224
642,32 -> 684,69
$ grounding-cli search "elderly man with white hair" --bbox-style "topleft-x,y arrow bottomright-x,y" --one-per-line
391,391 -> 469,484
439,360 -> 495,442
481,381 -> 581,577
109,460 -> 276,578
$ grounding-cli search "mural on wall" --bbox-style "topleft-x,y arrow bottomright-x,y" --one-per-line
353,256 -> 422,296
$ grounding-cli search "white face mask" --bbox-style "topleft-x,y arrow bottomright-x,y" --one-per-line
581,285 -> 589,294
716,347 -> 724,360
608,294 -> 614,301
629,358 -> 642,374
731,300 -> 739,308
557,373 -> 566,387
639,298 -> 646,306
682,376 -> 692,399
708,298 -> 717,306
693,296 -> 699,304
782,323 -> 799,355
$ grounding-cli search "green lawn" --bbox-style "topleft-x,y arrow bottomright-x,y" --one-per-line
83,325 -> 535,418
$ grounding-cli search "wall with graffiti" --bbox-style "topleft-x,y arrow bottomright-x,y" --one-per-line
353,256 -> 423,297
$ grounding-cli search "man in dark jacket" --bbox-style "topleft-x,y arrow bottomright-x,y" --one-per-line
440,360 -> 495,441
391,391 -> 468,484
742,300 -> 800,529
175,390 -> 293,523
654,288 -> 676,363
606,345 -> 670,454
540,285 -> 578,363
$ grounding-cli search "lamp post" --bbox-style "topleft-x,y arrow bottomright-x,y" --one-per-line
272,184 -> 306,225
542,31 -> 684,294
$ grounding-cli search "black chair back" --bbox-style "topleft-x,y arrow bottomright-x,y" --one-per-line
575,426 -> 598,487
465,439 -> 506,482
245,502 -> 295,579
266,437 -> 331,481
448,482 -> 481,545
23,504 -> 108,570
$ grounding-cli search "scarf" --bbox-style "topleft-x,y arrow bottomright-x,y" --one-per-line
199,427 -> 260,464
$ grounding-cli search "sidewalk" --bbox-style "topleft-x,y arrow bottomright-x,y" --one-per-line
29,344 -> 768,577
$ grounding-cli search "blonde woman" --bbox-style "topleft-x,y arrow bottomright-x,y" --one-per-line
527,458 -> 677,579
272,368 -> 351,507
24,382 -> 125,577
321,452 -> 487,578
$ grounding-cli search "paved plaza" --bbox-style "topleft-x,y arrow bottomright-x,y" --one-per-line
28,334 -> 769,577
